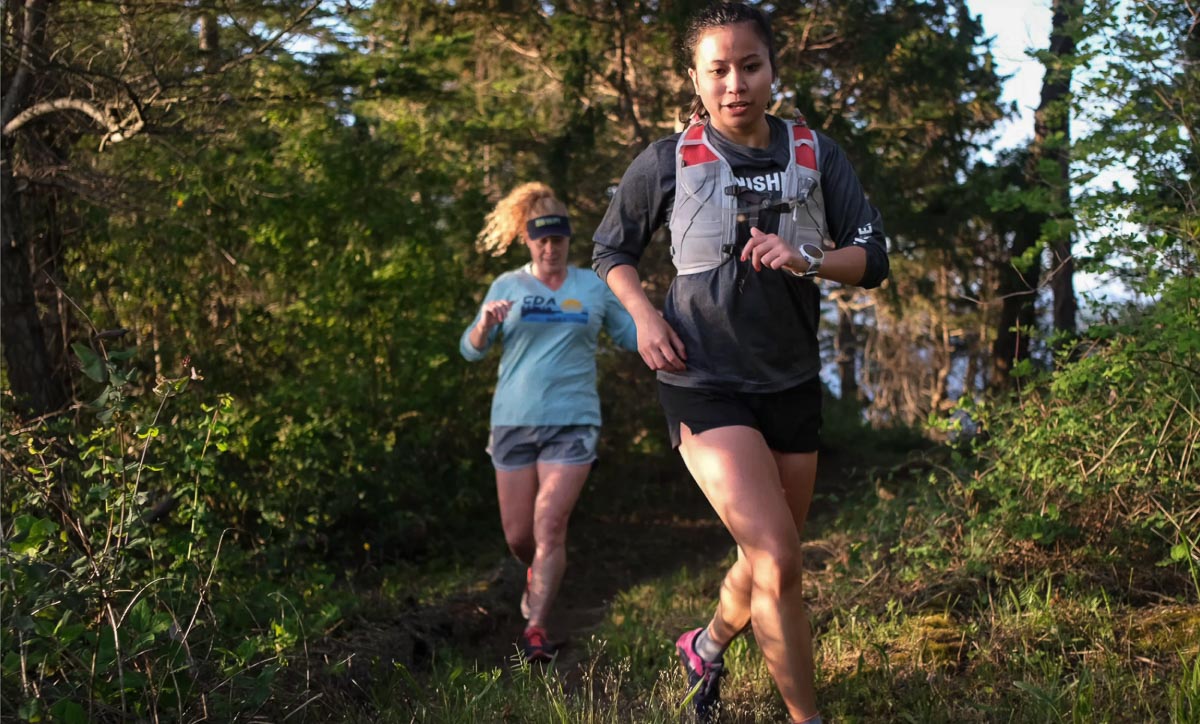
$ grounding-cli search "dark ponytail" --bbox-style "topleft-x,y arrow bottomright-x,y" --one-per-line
683,96 -> 708,124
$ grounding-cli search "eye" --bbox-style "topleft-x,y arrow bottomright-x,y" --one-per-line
745,62 -> 762,72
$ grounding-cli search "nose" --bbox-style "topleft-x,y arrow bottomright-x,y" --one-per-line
728,68 -> 748,93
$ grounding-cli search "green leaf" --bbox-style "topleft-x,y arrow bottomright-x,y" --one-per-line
72,342 -> 107,383
17,696 -> 41,720
51,699 -> 86,724
9,515 -> 59,555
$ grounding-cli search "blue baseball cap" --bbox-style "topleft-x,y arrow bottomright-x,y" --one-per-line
526,214 -> 572,240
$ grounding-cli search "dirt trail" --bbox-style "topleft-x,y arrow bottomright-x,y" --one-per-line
482,486 -> 733,673
472,447 -> 862,677
304,447 -> 873,715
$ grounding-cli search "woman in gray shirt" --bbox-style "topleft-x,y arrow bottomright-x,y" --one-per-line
592,4 -> 888,722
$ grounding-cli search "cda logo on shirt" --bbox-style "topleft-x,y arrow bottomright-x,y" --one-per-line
521,295 -> 588,324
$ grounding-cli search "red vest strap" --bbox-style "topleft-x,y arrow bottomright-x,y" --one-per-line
680,124 -> 717,166
792,124 -> 817,171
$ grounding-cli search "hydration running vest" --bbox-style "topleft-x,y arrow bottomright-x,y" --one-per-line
668,118 -> 829,276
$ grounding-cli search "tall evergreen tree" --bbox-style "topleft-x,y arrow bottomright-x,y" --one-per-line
1033,0 -> 1083,342
769,0 -> 1005,421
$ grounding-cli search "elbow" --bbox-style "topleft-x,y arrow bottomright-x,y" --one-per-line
592,248 -> 638,282
592,257 -> 613,282
591,247 -> 608,278
459,339 -> 485,361
859,267 -> 888,290
856,251 -> 890,290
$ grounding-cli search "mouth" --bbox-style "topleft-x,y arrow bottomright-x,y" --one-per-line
724,100 -> 753,114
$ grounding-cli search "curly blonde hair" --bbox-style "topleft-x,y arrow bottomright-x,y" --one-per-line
476,182 -> 569,256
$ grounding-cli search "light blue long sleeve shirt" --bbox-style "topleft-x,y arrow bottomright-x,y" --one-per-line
460,264 -> 637,427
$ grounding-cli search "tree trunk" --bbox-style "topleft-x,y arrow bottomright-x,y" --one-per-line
1036,0 -> 1080,340
992,224 -> 1042,386
2,1 -> 67,418
1,139 -> 67,418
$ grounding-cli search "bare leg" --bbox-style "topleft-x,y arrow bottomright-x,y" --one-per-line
678,425 -> 818,723
705,451 -> 818,647
525,461 -> 590,628
496,467 -> 538,566
707,546 -> 753,646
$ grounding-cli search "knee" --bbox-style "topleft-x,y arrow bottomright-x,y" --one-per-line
505,532 -> 535,563
749,543 -> 804,597
731,554 -> 753,586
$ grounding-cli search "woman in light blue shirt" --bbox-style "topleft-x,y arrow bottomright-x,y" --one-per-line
460,182 -> 636,662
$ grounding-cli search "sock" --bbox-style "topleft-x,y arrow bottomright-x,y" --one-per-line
692,626 -> 727,663
794,716 -> 822,724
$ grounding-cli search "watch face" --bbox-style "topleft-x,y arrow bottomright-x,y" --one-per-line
802,243 -> 824,260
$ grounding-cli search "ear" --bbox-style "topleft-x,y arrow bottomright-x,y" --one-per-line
687,67 -> 699,93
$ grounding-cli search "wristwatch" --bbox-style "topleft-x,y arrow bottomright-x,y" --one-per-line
796,243 -> 824,278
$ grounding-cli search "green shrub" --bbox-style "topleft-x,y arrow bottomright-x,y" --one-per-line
962,288 -> 1198,584
1,346 -> 344,722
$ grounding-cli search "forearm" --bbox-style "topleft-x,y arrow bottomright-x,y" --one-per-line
604,264 -> 658,322
466,322 -> 492,352
800,245 -> 869,286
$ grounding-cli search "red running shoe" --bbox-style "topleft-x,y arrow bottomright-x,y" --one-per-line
520,625 -> 555,663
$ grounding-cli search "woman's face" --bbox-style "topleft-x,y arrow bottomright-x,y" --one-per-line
525,233 -> 570,275
688,21 -> 773,145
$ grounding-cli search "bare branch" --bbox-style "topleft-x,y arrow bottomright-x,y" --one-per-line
214,0 -> 324,75
1,97 -> 145,146
4,97 -> 114,134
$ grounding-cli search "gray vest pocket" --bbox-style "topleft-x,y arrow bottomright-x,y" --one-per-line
671,163 -> 729,275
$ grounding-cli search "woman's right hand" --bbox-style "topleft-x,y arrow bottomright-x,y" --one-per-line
478,300 -> 513,332
634,310 -> 687,372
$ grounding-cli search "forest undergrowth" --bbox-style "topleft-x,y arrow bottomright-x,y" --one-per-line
325,301 -> 1200,723
4,294 -> 1198,723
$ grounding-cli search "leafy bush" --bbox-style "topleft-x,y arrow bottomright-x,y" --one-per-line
1,346 -> 344,722
961,281 -> 1198,583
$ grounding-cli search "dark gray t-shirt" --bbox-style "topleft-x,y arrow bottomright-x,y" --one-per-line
592,115 -> 888,392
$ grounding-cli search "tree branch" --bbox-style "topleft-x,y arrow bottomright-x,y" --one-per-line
214,0 -> 324,75
3,96 -> 146,149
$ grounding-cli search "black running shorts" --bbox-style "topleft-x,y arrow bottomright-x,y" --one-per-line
657,377 -> 822,453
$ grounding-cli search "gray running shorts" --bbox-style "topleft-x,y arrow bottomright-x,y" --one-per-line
487,425 -> 600,471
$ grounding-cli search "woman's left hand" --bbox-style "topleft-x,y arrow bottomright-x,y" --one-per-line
742,226 -> 804,275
